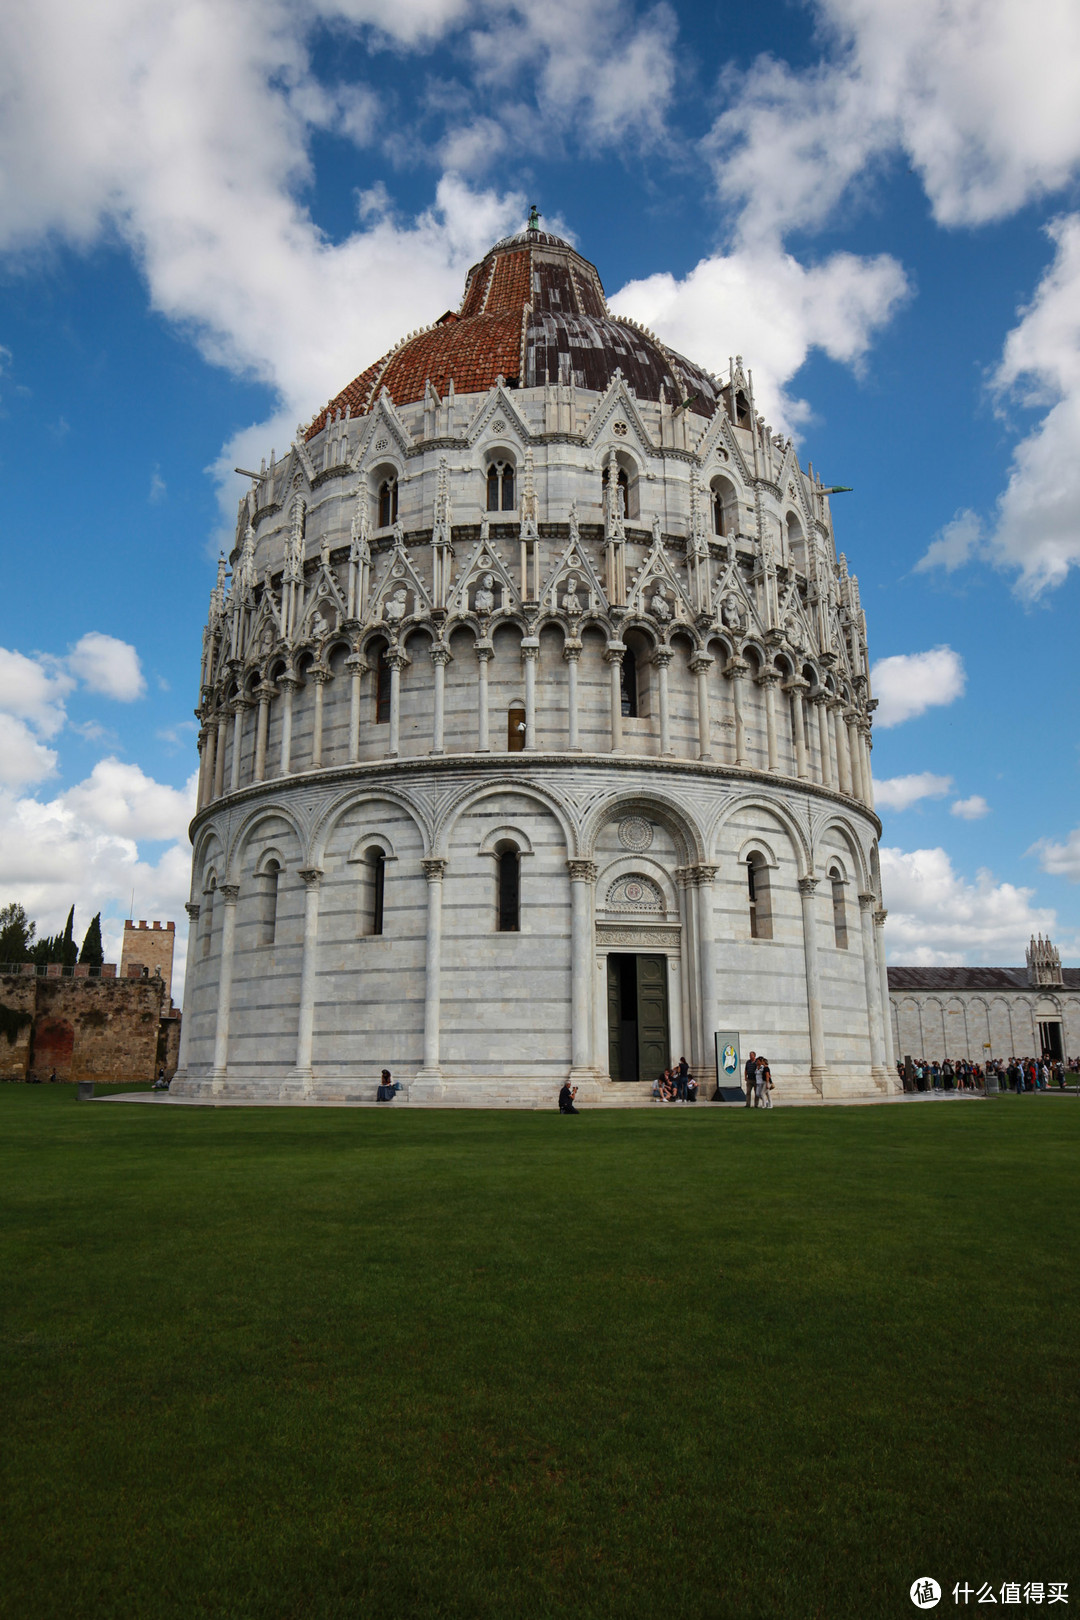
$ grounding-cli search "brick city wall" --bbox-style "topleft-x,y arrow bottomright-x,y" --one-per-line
0,970 -> 181,1082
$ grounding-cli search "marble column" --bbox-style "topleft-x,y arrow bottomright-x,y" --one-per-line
813,694 -> 834,788
605,643 -> 625,753
174,900 -> 200,1076
386,649 -> 407,758
196,726 -> 212,809
213,714 -> 228,800
798,877 -> 828,1094
277,675 -> 297,776
726,658 -> 748,766
677,869 -> 701,1070
859,725 -> 874,808
253,685 -> 272,784
653,647 -> 674,756
690,653 -> 714,761
845,712 -> 864,802
431,644 -> 451,755
228,701 -> 247,794
291,868 -> 324,1087
310,671 -> 330,770
567,860 -> 597,1078
521,636 -> 539,751
694,865 -> 720,1083
831,701 -> 852,795
784,678 -> 810,780
758,671 -> 780,772
417,858 -> 447,1078
210,883 -> 240,1089
875,907 -> 897,1080
476,642 -> 493,752
345,654 -> 366,764
563,640 -> 581,751
859,892 -> 888,1085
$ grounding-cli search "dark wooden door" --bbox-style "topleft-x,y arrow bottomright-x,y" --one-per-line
636,955 -> 669,1080
607,954 -> 669,1081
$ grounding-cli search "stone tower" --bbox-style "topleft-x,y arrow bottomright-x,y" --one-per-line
173,221 -> 893,1104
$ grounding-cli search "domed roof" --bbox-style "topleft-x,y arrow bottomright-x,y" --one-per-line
306,226 -> 722,438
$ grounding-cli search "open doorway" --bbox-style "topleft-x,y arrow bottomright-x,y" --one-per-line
1038,1020 -> 1063,1060
606,954 -> 669,1082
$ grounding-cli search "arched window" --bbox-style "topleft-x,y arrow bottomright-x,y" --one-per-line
602,462 -> 629,517
260,860 -> 280,946
830,866 -> 848,950
787,512 -> 807,574
368,848 -> 386,937
374,643 -> 391,724
712,477 -> 737,537
620,651 -> 637,717
487,460 -> 515,511
497,844 -> 520,932
201,878 -> 216,957
378,477 -> 398,528
747,854 -> 772,940
507,703 -> 526,752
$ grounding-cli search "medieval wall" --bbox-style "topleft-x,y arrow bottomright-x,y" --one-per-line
0,970 -> 179,1082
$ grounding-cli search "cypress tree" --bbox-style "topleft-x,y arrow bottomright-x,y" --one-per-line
61,906 -> 78,967
79,912 -> 104,967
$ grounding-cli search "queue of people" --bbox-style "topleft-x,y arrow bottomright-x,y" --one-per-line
898,1056 -> 1073,1092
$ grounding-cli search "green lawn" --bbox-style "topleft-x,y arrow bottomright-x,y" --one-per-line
1,1090 -> 1076,1620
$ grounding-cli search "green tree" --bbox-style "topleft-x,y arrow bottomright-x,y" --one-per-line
0,903 -> 35,964
60,906 -> 77,967
79,912 -> 104,967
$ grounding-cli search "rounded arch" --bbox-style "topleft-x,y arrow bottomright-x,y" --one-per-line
595,852 -> 680,915
227,800 -> 307,883
711,792 -> 813,876
253,845 -> 286,877
477,823 -> 536,858
347,830 -> 398,864
736,835 -> 779,870
815,817 -> 871,890
582,790 -> 706,867
310,785 -> 431,868
369,460 -> 402,529
711,473 -> 739,537
435,777 -> 576,860
483,446 -> 518,513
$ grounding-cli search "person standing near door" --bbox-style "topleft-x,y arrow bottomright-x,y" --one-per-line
744,1051 -> 756,1107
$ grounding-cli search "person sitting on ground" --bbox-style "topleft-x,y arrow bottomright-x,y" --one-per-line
685,1072 -> 699,1104
651,1072 -> 663,1101
376,1068 -> 399,1102
558,1082 -> 579,1114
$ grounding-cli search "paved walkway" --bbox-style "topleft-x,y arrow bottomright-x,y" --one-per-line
87,1088 -> 1071,1111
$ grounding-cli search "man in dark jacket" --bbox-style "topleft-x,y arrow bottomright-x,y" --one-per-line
744,1051 -> 756,1107
558,1083 -> 579,1114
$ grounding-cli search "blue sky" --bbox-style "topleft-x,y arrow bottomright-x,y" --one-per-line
2,0 -> 1080,1001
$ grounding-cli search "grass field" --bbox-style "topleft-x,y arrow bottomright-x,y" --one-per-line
1,1089 -> 1076,1620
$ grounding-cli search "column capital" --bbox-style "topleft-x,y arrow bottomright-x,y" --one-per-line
562,640 -> 582,663
827,694 -> 847,714
310,668 -> 332,685
344,654 -> 368,674
430,644 -> 452,667
689,652 -> 714,675
219,883 -> 241,905
781,676 -> 810,695
651,646 -> 674,668
276,672 -> 300,692
298,867 -> 324,890
724,657 -> 749,680
475,640 -> 494,662
385,648 -> 409,671
520,637 -> 540,660
692,863 -> 719,886
421,857 -> 448,881
603,642 -> 626,664
197,726 -> 210,748
185,901 -> 201,921
755,668 -> 781,689
808,687 -> 831,707
874,908 -> 888,927
797,875 -> 819,897
229,696 -> 252,715
255,682 -> 277,701
858,890 -> 878,910
566,859 -> 597,883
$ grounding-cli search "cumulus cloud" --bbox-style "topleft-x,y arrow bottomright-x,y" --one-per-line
0,647 -> 73,737
0,715 -> 59,789
914,508 -> 982,576
1030,826 -> 1080,882
951,795 -> 989,821
610,243 -> 908,431
60,759 -> 196,843
880,845 -> 1059,966
67,633 -> 146,702
872,772 -> 952,812
870,646 -> 965,728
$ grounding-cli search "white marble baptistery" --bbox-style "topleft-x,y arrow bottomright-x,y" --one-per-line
172,224 -> 896,1105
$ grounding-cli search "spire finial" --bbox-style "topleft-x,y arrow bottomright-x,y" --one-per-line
528,203 -> 541,232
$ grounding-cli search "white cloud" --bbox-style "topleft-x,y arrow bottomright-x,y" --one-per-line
870,646 -> 965,728
914,508 -> 982,576
60,759 -> 197,843
880,845 -> 1059,966
67,633 -> 146,701
610,243 -> 908,432
872,772 -> 952,812
0,647 -> 73,737
0,714 -> 58,789
951,795 -> 989,821
1030,827 -> 1080,882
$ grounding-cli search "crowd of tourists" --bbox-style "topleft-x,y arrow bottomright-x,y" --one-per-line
899,1056 -> 1074,1092
651,1058 -> 700,1103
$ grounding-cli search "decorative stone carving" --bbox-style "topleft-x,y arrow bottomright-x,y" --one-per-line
605,874 -> 664,911
384,587 -> 408,625
474,573 -> 496,615
618,816 -> 653,851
